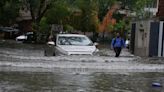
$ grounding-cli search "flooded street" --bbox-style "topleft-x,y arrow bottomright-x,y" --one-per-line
0,40 -> 164,92
0,0 -> 164,91
0,70 -> 164,92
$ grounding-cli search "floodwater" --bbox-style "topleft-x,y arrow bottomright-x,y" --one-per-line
0,70 -> 164,92
0,40 -> 164,92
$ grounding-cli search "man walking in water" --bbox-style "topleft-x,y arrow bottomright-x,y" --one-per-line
111,32 -> 125,57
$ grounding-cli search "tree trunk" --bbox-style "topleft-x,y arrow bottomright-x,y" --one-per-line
102,30 -> 105,42
35,21 -> 41,43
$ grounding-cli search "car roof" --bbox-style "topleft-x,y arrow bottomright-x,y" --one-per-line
57,34 -> 86,37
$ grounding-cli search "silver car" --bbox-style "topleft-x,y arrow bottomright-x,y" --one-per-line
46,34 -> 99,56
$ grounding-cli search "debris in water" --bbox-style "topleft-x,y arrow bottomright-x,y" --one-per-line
74,72 -> 80,75
152,82 -> 162,87
105,60 -> 109,63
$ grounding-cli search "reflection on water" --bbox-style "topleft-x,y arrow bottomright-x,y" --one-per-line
0,71 -> 164,92
91,73 -> 164,92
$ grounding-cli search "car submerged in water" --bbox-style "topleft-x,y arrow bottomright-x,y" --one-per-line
45,34 -> 99,56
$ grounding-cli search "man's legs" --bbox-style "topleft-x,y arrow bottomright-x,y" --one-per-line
114,47 -> 122,57
117,47 -> 122,57
114,47 -> 118,57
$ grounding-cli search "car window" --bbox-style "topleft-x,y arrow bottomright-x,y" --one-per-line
58,36 -> 93,46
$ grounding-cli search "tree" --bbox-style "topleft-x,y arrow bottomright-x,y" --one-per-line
46,0 -> 100,33
118,0 -> 154,17
46,0 -> 72,25
22,0 -> 54,29
73,0 -> 100,33
0,0 -> 20,26
97,0 -> 116,21
15,0 -> 58,43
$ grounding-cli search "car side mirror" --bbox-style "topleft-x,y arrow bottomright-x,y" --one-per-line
47,41 -> 55,46
93,42 -> 99,46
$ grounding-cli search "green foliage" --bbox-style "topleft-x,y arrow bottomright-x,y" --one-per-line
98,0 -> 116,21
118,0 -> 154,17
107,24 -> 114,31
64,24 -> 74,33
113,20 -> 126,31
46,1 -> 72,24
0,0 -> 154,35
39,17 -> 50,33
75,0 -> 99,32
46,0 -> 100,33
113,13 -> 125,21
0,0 -> 20,26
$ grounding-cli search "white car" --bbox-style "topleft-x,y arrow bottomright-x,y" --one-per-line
15,32 -> 35,43
16,35 -> 27,41
48,34 -> 99,55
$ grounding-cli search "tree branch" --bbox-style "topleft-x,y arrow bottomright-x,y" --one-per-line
37,0 -> 46,18
27,0 -> 35,21
36,0 -> 51,23
36,3 -> 50,23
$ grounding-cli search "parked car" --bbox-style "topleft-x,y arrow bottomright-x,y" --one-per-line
0,27 -> 19,39
45,34 -> 99,56
16,35 -> 27,42
16,32 -> 36,43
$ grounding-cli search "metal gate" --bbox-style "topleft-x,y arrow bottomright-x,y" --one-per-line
130,23 -> 136,54
149,22 -> 160,57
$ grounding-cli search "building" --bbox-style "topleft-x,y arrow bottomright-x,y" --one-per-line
144,0 -> 159,16
16,3 -> 33,33
157,0 -> 164,19
130,0 -> 164,57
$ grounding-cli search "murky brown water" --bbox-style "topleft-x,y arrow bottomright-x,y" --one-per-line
0,71 -> 163,92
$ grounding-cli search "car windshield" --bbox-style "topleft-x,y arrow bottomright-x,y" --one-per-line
58,36 -> 93,46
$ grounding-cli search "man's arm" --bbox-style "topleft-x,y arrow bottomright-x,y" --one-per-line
121,39 -> 126,48
111,38 -> 115,48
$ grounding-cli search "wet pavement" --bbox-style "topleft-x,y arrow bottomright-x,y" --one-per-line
0,40 -> 164,92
